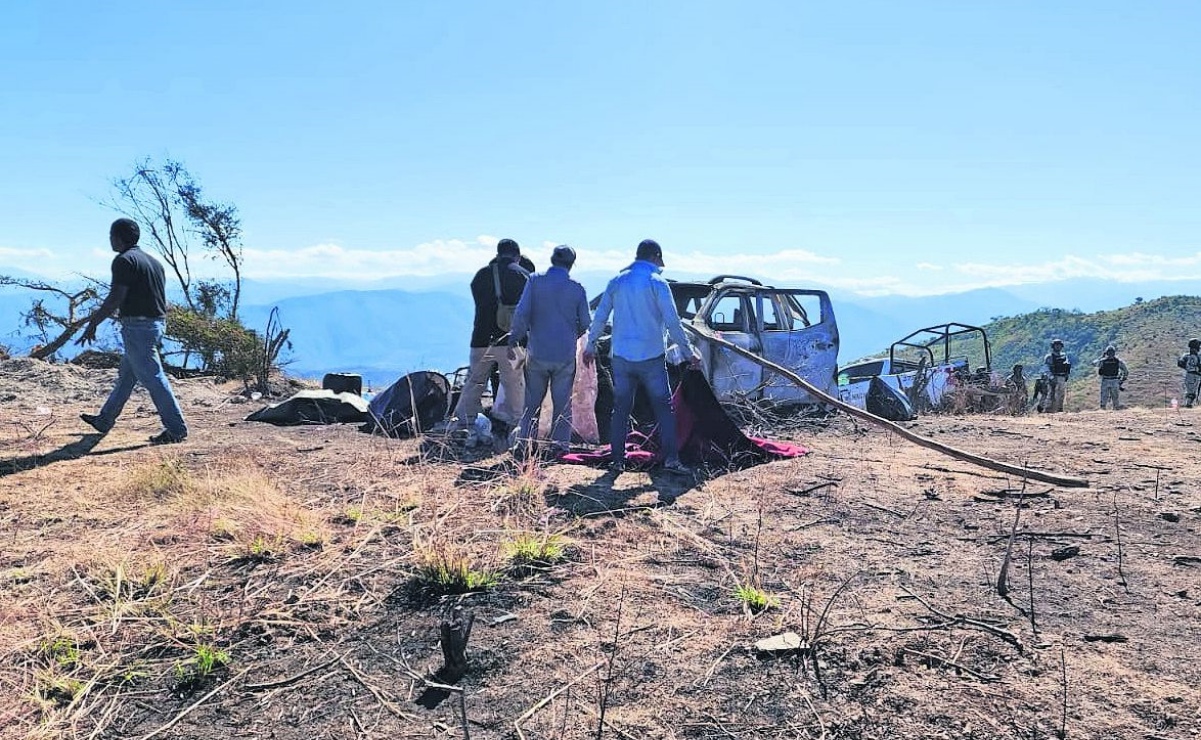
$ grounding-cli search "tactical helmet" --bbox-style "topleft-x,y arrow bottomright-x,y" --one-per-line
1051,338 -> 1064,348
1105,346 -> 1116,355
1190,338 -> 1201,351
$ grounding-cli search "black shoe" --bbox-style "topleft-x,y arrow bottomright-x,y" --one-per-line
149,430 -> 186,445
80,413 -> 111,434
609,459 -> 626,474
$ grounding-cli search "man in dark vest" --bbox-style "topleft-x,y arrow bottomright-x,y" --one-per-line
76,218 -> 189,444
1179,338 -> 1201,408
1093,346 -> 1129,410
1042,339 -> 1072,412
450,238 -> 532,442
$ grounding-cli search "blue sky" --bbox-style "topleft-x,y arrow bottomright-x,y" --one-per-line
2,1 -> 1199,295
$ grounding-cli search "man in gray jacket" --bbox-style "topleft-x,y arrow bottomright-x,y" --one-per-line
508,245 -> 591,457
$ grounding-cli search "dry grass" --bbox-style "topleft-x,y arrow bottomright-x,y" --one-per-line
1,363 -> 1200,739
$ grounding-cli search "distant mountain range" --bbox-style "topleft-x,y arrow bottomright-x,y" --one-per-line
2,273 -> 1195,392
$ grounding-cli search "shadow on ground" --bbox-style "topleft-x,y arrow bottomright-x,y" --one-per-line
0,434 -> 121,476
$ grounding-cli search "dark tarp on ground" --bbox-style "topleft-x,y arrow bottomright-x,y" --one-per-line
365,371 -> 452,438
245,390 -> 369,425
561,368 -> 807,470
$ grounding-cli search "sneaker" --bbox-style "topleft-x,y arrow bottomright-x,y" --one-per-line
80,413 -> 111,434
609,458 -> 626,474
149,430 -> 186,445
661,459 -> 693,476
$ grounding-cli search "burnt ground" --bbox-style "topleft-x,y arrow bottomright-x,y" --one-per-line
1,356 -> 1199,740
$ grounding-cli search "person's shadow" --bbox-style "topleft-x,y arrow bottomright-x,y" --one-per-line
551,467 -> 703,515
1,434 -> 141,477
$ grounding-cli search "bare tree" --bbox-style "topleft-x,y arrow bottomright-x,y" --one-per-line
0,275 -> 102,359
109,158 -> 244,317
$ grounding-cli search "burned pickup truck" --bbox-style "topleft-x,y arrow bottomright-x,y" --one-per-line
837,322 -> 1011,420
591,275 -> 839,440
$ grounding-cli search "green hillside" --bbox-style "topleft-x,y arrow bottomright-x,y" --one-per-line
983,295 -> 1201,411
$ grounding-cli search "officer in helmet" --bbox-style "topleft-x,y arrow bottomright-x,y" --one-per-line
1042,339 -> 1072,412
1179,338 -> 1201,408
1092,346 -> 1129,410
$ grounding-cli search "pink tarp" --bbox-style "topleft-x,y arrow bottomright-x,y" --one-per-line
560,368 -> 807,470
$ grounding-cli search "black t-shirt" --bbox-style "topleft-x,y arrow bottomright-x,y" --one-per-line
111,247 -> 168,319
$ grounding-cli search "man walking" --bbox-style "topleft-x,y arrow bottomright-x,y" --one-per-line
508,245 -> 591,458
451,238 -> 531,440
1179,338 -> 1201,408
583,239 -> 700,475
1093,346 -> 1129,410
1042,339 -> 1072,412
76,218 -> 189,444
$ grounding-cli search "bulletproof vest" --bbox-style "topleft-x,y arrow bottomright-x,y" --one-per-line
1049,353 -> 1070,376
1098,357 -> 1120,378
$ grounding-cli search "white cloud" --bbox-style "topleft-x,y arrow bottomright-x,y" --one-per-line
0,245 -> 112,280
7,236 -> 1200,299
951,252 -> 1201,286
237,240 -> 842,282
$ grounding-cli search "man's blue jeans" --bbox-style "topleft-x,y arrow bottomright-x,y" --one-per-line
610,354 -> 678,465
96,317 -> 188,438
516,357 -> 577,452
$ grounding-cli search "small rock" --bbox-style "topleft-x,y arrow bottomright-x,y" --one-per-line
754,632 -> 807,655
1159,512 -> 1181,523
1051,546 -> 1080,561
229,396 -> 247,404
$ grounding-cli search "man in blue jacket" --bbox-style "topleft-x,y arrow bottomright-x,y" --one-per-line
508,245 -> 591,458
583,239 -> 700,475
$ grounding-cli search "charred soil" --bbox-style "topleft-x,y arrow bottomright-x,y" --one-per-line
1,357 -> 1199,739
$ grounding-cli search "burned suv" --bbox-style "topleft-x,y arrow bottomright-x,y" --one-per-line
591,275 -> 839,440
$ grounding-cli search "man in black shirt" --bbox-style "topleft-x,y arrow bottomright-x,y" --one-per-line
449,238 -> 531,442
76,218 -> 189,444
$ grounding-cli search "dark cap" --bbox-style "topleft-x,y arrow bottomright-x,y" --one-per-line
110,218 -> 140,246
496,238 -> 520,256
550,245 -> 576,268
636,238 -> 663,263
1051,338 -> 1064,347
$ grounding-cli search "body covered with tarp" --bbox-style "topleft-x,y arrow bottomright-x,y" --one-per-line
246,390 -> 369,425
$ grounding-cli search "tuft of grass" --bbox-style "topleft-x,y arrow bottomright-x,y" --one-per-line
37,633 -> 81,670
413,545 -> 498,595
734,583 -> 779,614
502,532 -> 569,575
173,642 -> 231,690
237,532 -> 284,563
178,471 -> 329,558
34,670 -> 85,709
92,559 -> 172,602
493,464 -> 546,516
125,458 -> 193,499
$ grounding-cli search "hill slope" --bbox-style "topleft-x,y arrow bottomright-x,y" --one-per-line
984,295 -> 1201,410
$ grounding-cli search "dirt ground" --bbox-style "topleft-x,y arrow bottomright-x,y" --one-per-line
1,357 -> 1199,740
